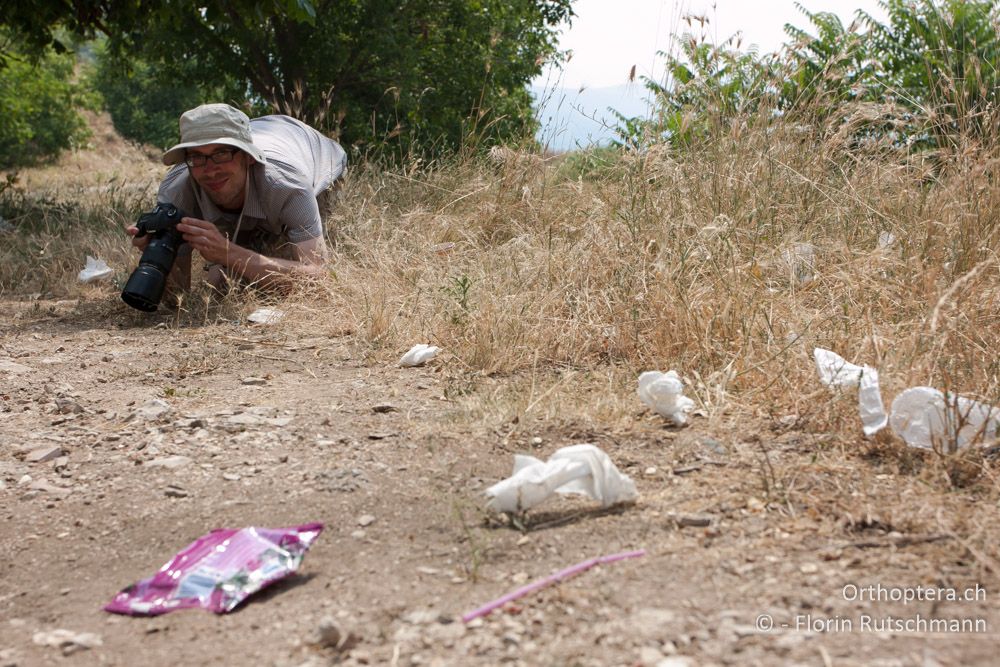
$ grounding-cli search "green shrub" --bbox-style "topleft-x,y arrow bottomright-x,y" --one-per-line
0,45 -> 90,168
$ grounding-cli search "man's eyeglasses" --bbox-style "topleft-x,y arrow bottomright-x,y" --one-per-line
185,148 -> 239,168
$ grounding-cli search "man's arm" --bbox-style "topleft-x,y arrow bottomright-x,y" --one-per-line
176,217 -> 328,290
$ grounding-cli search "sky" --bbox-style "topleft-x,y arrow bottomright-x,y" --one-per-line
534,0 -> 889,91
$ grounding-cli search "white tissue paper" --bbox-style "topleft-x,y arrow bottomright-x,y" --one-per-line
78,256 -> 113,283
399,344 -> 440,367
890,386 -> 1000,450
813,348 -> 887,436
485,443 -> 638,513
637,370 -> 695,426
247,308 -> 285,324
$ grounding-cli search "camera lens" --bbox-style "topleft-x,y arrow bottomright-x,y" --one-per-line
121,225 -> 182,312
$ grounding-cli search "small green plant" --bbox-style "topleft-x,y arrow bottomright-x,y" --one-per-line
443,274 -> 473,322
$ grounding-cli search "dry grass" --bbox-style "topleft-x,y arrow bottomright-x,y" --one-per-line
3,112 -> 1000,483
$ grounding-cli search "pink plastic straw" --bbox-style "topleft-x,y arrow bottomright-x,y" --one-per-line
461,549 -> 646,623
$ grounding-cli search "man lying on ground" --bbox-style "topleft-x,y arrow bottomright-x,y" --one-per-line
127,103 -> 347,293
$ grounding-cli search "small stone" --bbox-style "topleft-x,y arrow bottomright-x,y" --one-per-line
402,609 -> 440,625
313,616 -> 357,650
28,480 -> 71,497
656,658 -> 695,667
367,432 -> 395,440
222,473 -> 241,482
671,513 -> 713,528
644,466 -> 658,475
531,437 -> 543,445
132,399 -> 172,421
146,455 -> 193,470
241,377 -> 267,386
357,514 -> 375,527
746,497 -> 766,512
699,437 -> 727,455
372,403 -> 398,414
26,446 -> 64,463
350,530 -> 366,539
164,485 -> 188,498
800,563 -> 819,574
0,359 -> 32,374
32,629 -> 102,656
54,398 -> 83,414
226,413 -> 266,427
639,646 -> 665,666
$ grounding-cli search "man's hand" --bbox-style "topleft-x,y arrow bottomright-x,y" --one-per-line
176,217 -> 232,264
125,225 -> 150,251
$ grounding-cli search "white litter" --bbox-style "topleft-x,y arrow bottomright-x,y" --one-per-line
485,443 -> 638,513
247,308 -> 285,325
399,344 -> 441,367
889,386 -> 1000,451
637,370 -> 695,426
813,348 -> 887,436
33,629 -> 103,655
77,256 -> 113,283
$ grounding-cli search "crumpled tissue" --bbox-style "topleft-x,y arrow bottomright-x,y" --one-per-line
890,386 -> 1000,450
485,443 -> 638,513
78,256 -> 114,283
813,348 -> 887,436
637,370 -> 695,425
399,344 -> 440,367
247,308 -> 285,325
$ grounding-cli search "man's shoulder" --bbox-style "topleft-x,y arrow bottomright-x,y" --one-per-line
250,114 -> 313,136
256,159 -> 311,192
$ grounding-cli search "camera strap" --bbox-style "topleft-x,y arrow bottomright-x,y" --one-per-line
231,171 -> 251,245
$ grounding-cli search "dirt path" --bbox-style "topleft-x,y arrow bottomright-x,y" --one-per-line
1,298 -> 998,666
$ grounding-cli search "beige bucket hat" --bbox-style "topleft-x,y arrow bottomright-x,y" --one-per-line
162,104 -> 267,166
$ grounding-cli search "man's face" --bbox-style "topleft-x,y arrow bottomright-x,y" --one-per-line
185,144 -> 250,210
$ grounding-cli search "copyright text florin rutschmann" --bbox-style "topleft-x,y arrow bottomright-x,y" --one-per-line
752,583 -> 989,634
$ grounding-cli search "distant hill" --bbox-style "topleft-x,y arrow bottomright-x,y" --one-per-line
530,83 -> 654,152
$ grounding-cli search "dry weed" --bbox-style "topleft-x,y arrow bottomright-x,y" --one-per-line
4,116 -> 1000,491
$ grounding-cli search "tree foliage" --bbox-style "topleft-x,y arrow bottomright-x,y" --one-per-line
109,0 -> 572,156
2,0 -> 571,159
621,0 -> 1000,152
0,35 -> 92,168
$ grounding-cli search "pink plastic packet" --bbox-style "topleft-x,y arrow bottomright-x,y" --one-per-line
104,522 -> 323,616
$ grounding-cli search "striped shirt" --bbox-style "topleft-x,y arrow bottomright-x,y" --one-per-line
158,115 -> 347,244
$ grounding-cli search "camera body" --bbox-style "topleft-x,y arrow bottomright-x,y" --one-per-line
121,202 -> 187,312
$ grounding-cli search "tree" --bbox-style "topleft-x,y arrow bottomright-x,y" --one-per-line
0,32 -> 91,168
860,0 -> 1000,144
619,0 -> 999,152
3,0 -> 571,157
108,0 -> 572,155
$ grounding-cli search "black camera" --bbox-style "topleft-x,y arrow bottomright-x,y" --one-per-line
121,202 -> 187,312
